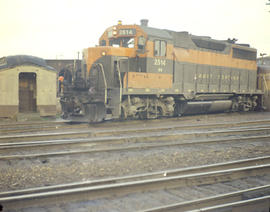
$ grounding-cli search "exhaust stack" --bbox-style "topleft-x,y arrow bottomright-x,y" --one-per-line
140,19 -> 149,27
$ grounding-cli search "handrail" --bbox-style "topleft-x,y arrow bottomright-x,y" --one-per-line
116,61 -> 122,103
97,63 -> 108,104
263,75 -> 269,96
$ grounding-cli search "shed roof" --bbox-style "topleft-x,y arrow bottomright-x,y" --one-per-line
0,55 -> 55,71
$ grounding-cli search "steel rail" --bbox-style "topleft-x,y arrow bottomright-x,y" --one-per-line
0,134 -> 269,160
0,120 -> 67,129
0,124 -> 269,146
185,195 -> 270,212
1,118 -> 270,138
0,112 -> 261,129
1,155 -> 270,198
141,185 -> 270,212
0,120 -> 270,144
0,122 -> 89,134
1,163 -> 270,210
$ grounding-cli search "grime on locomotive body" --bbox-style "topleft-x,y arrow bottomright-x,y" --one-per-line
60,20 -> 263,122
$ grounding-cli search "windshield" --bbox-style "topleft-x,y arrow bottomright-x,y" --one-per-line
109,37 -> 134,48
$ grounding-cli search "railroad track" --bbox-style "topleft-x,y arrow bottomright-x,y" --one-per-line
1,133 -> 270,161
1,119 -> 270,160
142,187 -> 270,212
1,156 -> 269,211
0,119 -> 269,161
0,113 -> 240,133
1,118 -> 270,143
1,113 -> 270,136
0,123 -> 94,136
0,116 -> 199,134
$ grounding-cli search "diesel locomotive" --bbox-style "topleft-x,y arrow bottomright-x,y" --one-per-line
60,20 -> 263,122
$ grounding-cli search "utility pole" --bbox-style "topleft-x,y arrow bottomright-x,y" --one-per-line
260,53 -> 267,65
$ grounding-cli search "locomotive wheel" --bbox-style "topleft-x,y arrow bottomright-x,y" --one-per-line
231,101 -> 239,112
120,106 -> 127,120
243,105 -> 250,112
138,110 -> 147,119
157,104 -> 167,117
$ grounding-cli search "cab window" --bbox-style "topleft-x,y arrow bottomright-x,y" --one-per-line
123,37 -> 134,48
100,40 -> 106,46
109,37 -> 134,48
154,40 -> 166,57
138,36 -> 146,50
109,38 -> 120,47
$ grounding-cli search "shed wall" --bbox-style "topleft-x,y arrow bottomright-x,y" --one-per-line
0,65 -> 57,118
0,69 -> 18,117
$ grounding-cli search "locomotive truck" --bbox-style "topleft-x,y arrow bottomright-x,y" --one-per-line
60,20 -> 263,122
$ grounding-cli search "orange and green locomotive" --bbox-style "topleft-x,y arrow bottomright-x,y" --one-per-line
60,20 -> 263,122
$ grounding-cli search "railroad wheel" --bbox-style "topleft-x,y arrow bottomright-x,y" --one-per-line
240,103 -> 250,112
231,101 -> 239,112
120,106 -> 127,120
137,108 -> 147,120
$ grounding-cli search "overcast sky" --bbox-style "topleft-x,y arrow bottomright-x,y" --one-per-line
0,0 -> 269,59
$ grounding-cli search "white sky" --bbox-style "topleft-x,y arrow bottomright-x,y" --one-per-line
0,0 -> 269,59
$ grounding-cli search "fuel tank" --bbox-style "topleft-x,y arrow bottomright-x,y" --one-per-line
180,100 -> 232,115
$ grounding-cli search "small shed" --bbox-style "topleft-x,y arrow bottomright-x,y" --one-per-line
0,55 -> 57,118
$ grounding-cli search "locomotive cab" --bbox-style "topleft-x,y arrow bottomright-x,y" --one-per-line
61,21 -> 147,122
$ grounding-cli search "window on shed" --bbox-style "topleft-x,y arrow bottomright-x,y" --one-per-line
154,40 -> 166,57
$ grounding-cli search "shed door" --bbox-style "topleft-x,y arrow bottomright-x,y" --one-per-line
19,73 -> 37,112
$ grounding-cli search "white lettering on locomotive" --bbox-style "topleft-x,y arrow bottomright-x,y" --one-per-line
154,58 -> 166,66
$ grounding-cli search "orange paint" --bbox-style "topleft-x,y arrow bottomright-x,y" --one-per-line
123,72 -> 172,89
85,47 -> 136,75
173,47 -> 257,71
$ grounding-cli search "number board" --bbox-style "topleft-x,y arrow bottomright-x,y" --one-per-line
118,29 -> 136,36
